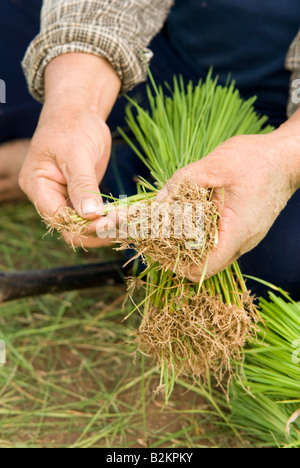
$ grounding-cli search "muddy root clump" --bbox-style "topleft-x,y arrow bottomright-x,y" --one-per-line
119,181 -> 219,277
134,292 -> 257,382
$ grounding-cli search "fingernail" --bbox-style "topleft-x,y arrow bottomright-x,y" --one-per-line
82,199 -> 98,215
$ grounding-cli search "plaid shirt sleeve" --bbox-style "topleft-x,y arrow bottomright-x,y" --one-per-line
285,29 -> 300,118
22,0 -> 174,102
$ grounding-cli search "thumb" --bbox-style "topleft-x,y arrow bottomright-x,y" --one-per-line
155,160 -> 216,202
155,185 -> 169,202
154,160 -> 237,280
62,158 -> 103,219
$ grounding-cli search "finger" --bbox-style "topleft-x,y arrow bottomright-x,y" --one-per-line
187,254 -> 238,283
61,210 -> 118,248
21,172 -> 69,218
155,158 -> 222,203
186,215 -> 241,281
18,152 -> 70,217
60,157 -> 103,220
81,211 -> 118,235
155,185 -> 169,202
62,231 -> 114,249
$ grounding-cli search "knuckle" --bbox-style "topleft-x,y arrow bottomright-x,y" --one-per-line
68,174 -> 96,193
173,167 -> 187,181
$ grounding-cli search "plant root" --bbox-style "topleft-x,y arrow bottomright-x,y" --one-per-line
42,206 -> 89,250
118,180 -> 219,277
134,291 -> 258,384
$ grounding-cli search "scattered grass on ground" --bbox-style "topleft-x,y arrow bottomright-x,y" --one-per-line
0,202 -> 240,448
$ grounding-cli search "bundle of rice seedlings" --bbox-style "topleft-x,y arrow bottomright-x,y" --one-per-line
45,71 -> 273,394
225,287 -> 300,447
118,71 -> 272,273
116,71 -> 273,393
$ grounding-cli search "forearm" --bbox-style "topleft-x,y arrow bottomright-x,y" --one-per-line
44,53 -> 121,120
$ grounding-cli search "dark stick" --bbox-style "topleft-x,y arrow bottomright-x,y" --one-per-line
0,261 -> 129,303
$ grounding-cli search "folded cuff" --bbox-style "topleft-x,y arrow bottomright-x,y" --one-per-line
22,24 -> 153,102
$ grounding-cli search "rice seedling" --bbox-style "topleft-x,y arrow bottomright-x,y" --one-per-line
225,289 -> 300,447
173,286 -> 300,447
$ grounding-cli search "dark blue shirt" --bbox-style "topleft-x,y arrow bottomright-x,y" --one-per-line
0,0 -> 42,142
166,0 -> 300,126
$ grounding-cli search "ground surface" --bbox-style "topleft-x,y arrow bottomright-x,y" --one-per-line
0,202 -> 241,448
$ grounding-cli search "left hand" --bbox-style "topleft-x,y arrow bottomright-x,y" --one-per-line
157,130 -> 300,281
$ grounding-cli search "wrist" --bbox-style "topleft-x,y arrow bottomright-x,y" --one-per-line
44,53 -> 121,120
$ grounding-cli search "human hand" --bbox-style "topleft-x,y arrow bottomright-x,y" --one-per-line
19,104 -> 113,247
19,53 -> 121,248
157,130 -> 300,281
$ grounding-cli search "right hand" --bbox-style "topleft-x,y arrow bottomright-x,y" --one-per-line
19,53 -> 121,248
19,103 -> 113,247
